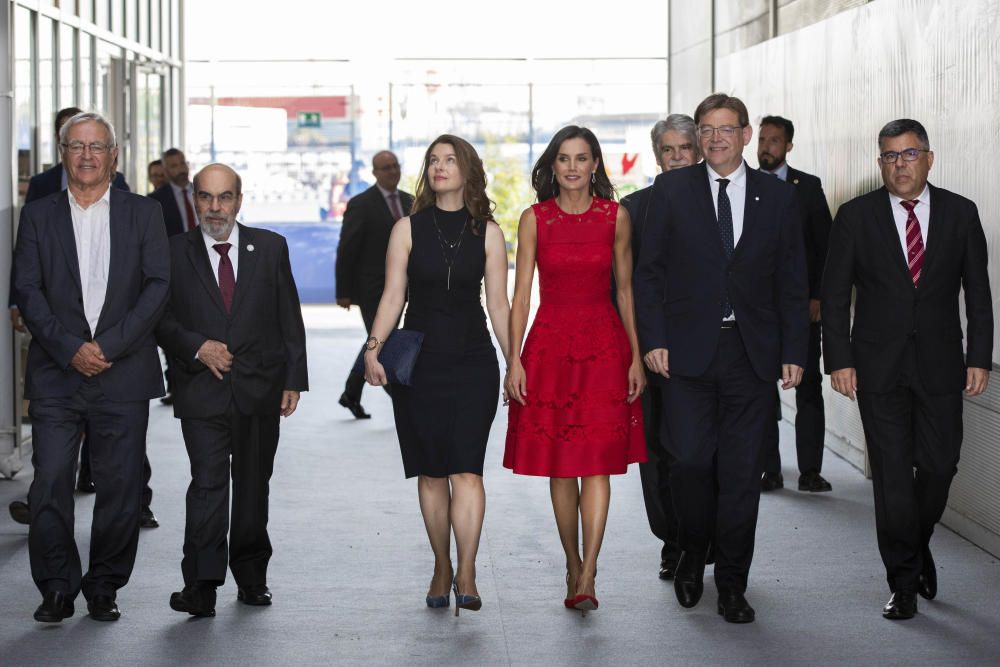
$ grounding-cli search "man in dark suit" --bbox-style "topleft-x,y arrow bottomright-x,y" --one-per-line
335,150 -> 412,418
148,159 -> 166,192
756,115 -> 835,493
620,114 -> 699,582
158,164 -> 308,617
149,147 -> 196,237
822,119 -> 992,621
635,93 -> 808,623
13,112 -> 169,622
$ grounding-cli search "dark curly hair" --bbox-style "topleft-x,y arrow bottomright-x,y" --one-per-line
411,134 -> 495,236
531,125 -> 616,202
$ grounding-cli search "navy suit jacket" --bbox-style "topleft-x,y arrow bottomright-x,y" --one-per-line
634,162 -> 809,382
156,224 -> 309,419
149,183 -> 188,237
25,163 -> 129,203
12,189 -> 170,401
822,184 -> 993,394
785,166 -> 833,299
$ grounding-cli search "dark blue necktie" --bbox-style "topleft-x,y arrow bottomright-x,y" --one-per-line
716,178 -> 734,318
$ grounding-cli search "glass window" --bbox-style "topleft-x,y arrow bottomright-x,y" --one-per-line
14,6 -> 35,202
80,34 -> 94,110
95,40 -> 122,117
38,17 -> 56,169
59,24 -> 77,108
139,0 -> 150,47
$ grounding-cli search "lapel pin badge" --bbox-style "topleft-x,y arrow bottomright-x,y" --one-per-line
754,196 -> 760,201
247,244 -> 255,252
793,178 -> 800,185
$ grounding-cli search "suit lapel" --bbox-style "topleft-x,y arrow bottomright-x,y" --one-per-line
873,187 -> 912,284
186,229 -> 228,315
918,184 -> 942,288
229,223 -> 259,316
52,192 -> 84,295
733,164 -> 760,261
689,163 -> 726,258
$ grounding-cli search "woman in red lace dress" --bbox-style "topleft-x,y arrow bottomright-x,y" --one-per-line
504,125 -> 646,612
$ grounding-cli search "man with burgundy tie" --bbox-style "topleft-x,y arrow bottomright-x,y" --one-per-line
149,148 -> 198,237
156,163 -> 308,617
335,150 -> 413,418
822,119 -> 992,620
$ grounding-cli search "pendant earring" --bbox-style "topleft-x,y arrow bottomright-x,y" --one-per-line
591,172 -> 596,184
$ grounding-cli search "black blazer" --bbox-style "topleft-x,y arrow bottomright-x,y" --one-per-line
12,189 -> 170,401
785,166 -> 834,299
25,163 -> 129,203
335,185 -> 414,306
821,184 -> 993,394
149,183 -> 190,237
634,162 -> 809,381
156,224 -> 309,419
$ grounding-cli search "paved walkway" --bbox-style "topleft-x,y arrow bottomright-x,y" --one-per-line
1,306 -> 998,665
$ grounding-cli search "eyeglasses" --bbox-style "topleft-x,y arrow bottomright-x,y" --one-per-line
697,125 -> 743,138
878,148 -> 930,163
195,192 -> 237,205
373,162 -> 400,171
61,141 -> 113,155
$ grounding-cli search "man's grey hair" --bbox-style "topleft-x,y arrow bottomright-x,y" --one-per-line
58,111 -> 117,149
650,114 -> 700,157
878,118 -> 930,151
193,164 -> 244,196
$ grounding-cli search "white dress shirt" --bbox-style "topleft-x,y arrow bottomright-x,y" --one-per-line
762,162 -> 789,182
707,161 -> 748,247
201,223 -> 240,284
170,181 -> 197,230
69,186 -> 112,335
888,183 -> 930,256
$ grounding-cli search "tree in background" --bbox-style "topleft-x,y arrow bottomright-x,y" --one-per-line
483,134 -> 533,261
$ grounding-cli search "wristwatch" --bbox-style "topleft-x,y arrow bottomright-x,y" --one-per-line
366,336 -> 383,351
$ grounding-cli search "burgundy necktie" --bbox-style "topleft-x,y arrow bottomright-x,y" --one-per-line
214,243 -> 235,312
900,199 -> 924,286
183,187 -> 198,231
388,192 -> 403,221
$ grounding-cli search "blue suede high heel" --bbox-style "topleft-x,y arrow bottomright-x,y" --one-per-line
452,580 -> 482,617
425,593 -> 450,609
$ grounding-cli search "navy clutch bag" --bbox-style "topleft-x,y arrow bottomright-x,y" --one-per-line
352,329 -> 425,386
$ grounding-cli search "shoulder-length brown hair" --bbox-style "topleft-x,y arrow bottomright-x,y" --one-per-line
411,134 -> 495,236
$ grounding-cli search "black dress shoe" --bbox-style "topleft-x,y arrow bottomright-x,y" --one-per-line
882,592 -> 917,620
77,470 -> 96,493
170,585 -> 217,617
717,590 -> 755,623
673,550 -> 706,608
338,393 -> 371,419
87,595 -> 121,621
160,393 -> 174,405
34,592 -> 74,623
705,541 -> 716,566
9,499 -> 31,525
659,559 -> 677,580
760,472 -> 784,492
140,507 -> 160,528
237,585 -> 272,606
918,547 -> 937,600
798,471 -> 833,493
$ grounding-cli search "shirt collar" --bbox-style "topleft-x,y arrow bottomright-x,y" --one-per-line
202,222 -> 240,252
68,183 -> 112,211
375,183 -> 397,198
762,162 -> 789,181
706,160 -> 747,187
170,180 -> 192,195
888,183 -> 930,208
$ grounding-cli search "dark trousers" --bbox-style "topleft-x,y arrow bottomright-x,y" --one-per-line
79,426 -> 155,508
180,404 -> 280,588
663,327 -> 772,593
856,342 -> 963,594
27,378 -> 149,600
344,299 -> 393,401
638,380 -> 679,563
762,321 -> 825,475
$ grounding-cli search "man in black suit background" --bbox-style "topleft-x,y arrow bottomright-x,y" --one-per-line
148,159 -> 167,192
13,112 -> 169,622
149,147 -> 197,237
620,113 -> 700,581
335,150 -> 412,418
756,115 -> 835,493
822,119 -> 992,620
635,93 -> 808,623
158,164 -> 308,617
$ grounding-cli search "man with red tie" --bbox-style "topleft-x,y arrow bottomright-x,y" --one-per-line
334,150 -> 413,418
822,119 -> 992,620
156,163 -> 308,617
149,148 -> 198,237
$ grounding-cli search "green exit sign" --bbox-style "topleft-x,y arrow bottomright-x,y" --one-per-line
297,111 -> 321,127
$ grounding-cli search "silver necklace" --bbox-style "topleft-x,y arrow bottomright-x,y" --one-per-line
431,208 -> 469,291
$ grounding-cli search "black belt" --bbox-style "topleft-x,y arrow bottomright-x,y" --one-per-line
720,320 -> 738,329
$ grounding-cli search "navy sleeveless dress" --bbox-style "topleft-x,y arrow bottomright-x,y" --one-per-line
391,206 -> 500,478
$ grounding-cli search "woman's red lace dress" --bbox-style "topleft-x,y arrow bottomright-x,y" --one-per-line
504,197 -> 646,477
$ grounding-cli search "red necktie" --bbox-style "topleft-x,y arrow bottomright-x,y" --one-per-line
388,192 -> 403,221
213,243 -> 235,312
900,200 -> 924,286
183,187 -> 197,231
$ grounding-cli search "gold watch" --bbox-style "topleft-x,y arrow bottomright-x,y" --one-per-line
366,336 -> 383,351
